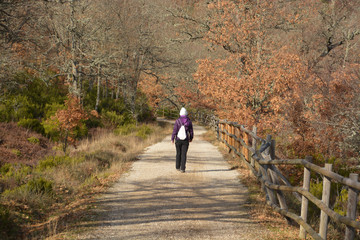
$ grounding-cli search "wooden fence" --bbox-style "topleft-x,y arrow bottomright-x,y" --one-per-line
217,120 -> 359,240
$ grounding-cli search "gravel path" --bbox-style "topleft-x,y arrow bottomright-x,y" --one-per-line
76,124 -> 269,239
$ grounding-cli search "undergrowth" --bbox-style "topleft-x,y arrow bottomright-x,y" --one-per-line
0,121 -> 172,239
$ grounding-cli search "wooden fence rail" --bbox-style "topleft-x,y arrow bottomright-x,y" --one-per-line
217,120 -> 359,240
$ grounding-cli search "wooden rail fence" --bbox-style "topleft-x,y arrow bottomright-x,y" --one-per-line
217,120 -> 359,240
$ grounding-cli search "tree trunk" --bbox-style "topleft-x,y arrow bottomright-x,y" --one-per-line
69,0 -> 79,97
95,64 -> 101,111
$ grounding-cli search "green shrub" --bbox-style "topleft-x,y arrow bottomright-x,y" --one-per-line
26,177 -> 53,195
308,181 -> 323,220
102,111 -> 126,127
0,163 -> 13,176
85,116 -> 103,129
14,95 -> 38,120
0,104 -> 10,122
27,136 -> 40,144
73,122 -> 88,139
18,118 -> 45,134
43,102 -> 64,119
114,124 -> 137,135
136,125 -> 153,139
11,149 -> 21,157
334,188 -> 348,216
42,117 -> 60,141
0,163 -> 32,189
98,98 -> 127,114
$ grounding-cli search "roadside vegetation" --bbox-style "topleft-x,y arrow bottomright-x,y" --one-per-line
0,120 -> 172,240
202,128 -> 359,240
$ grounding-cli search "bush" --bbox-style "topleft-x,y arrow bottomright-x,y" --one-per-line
98,98 -> 127,114
136,125 -> 153,139
0,95 -> 37,122
102,111 -> 120,126
42,117 -> 60,141
72,122 -> 88,140
85,115 -> 103,129
114,124 -> 137,135
27,137 -> 40,144
11,149 -> 21,157
0,104 -> 10,122
26,177 -> 53,195
0,163 -> 13,176
43,102 -> 64,119
0,163 -> 32,185
18,118 -> 45,135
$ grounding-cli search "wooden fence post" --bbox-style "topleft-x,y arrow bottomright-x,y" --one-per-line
216,119 -> 220,140
345,173 -> 359,240
251,126 -> 257,168
270,139 -> 276,160
225,124 -> 229,147
261,135 -> 278,205
267,139 -> 291,224
220,123 -> 225,146
231,124 -> 235,153
235,126 -> 240,157
300,156 -> 312,239
243,132 -> 249,162
319,163 -> 333,239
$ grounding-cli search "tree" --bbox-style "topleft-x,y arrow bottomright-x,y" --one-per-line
55,94 -> 87,153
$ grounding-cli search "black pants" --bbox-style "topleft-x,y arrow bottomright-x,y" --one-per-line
175,139 -> 189,171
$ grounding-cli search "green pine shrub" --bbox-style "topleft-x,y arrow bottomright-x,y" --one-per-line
136,125 -> 153,139
26,177 -> 53,195
18,119 -> 45,134
27,137 -> 40,144
42,117 -> 61,141
114,124 -> 137,136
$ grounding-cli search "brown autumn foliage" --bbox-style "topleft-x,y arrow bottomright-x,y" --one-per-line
55,95 -> 88,152
193,0 -> 360,161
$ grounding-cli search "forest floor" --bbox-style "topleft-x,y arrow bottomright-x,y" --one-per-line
61,123 -> 273,240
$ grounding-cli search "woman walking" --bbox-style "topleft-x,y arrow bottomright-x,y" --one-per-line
171,107 -> 194,173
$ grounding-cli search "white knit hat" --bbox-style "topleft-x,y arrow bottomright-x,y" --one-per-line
180,107 -> 188,116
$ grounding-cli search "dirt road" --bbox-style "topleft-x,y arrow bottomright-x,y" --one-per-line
76,124 -> 269,239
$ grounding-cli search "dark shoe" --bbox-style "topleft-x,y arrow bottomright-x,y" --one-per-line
180,170 -> 185,173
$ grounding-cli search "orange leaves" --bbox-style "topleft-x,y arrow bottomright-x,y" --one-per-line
55,94 -> 88,147
90,110 -> 99,118
138,75 -> 165,108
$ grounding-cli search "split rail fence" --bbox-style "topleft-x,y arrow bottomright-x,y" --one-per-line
217,120 -> 359,240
